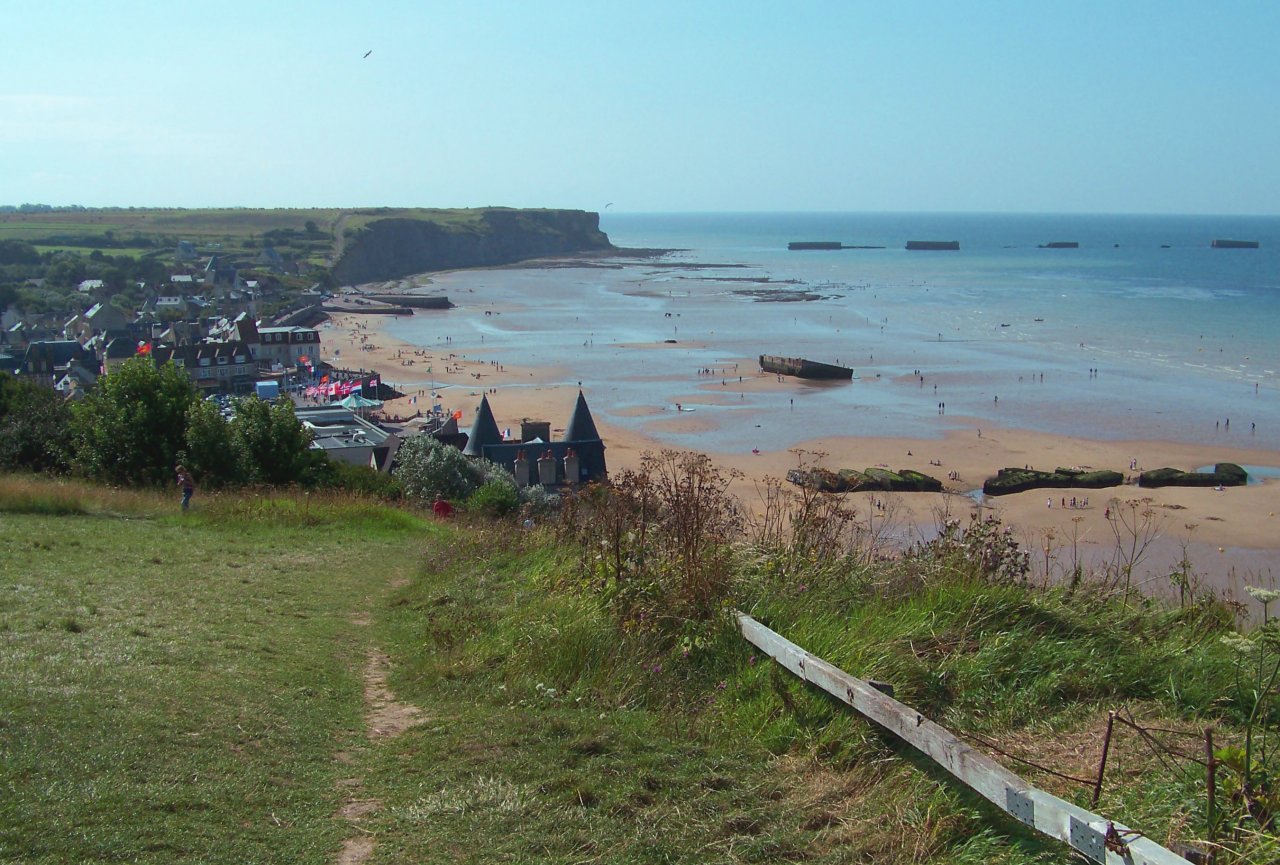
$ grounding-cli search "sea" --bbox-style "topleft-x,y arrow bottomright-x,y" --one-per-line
384,212 -> 1280,459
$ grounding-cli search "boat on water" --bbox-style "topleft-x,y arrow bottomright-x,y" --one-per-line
905,240 -> 960,251
1211,239 -> 1259,249
759,355 -> 854,380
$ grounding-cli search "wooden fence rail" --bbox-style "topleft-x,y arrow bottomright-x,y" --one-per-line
736,612 -> 1193,865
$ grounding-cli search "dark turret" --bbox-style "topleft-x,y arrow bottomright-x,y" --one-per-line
463,394 -> 503,456
563,390 -> 601,442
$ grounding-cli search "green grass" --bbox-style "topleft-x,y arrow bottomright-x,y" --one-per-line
0,479 -> 432,864
32,244 -> 155,258
2,476 -> 1273,864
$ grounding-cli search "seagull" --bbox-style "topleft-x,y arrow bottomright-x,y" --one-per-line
604,202 -> 613,209
363,49 -> 373,58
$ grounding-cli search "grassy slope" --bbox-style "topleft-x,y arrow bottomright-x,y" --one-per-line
1,478 -> 1272,864
0,484 -> 431,864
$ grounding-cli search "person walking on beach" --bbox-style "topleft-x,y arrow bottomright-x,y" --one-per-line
176,464 -> 195,512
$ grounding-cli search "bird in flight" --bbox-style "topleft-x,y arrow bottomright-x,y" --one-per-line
363,49 -> 373,58
604,202 -> 613,209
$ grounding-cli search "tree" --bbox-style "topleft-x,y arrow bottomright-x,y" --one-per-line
183,398 -> 240,489
0,284 -> 18,316
229,396 -> 316,485
70,357 -> 197,486
0,376 -> 72,474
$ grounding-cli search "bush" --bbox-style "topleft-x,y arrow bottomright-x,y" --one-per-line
393,435 -> 512,507
468,480 -> 519,516
0,375 -> 72,474
317,460 -> 403,500
558,450 -> 743,635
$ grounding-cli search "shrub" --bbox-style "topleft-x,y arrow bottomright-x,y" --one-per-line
559,450 -> 743,636
393,435 -> 512,507
316,460 -> 403,500
0,375 -> 72,474
468,480 -> 519,516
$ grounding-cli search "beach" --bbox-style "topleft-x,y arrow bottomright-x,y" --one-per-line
321,295 -> 1280,604
312,213 -> 1280,601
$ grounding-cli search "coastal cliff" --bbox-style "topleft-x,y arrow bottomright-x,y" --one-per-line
332,208 -> 613,284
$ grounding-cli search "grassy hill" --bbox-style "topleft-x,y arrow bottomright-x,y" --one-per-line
1,474 -> 1275,864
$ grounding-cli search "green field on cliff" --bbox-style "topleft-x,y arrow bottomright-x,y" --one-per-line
0,206 -> 611,287
0,207 -> 591,252
1,475 -> 1275,864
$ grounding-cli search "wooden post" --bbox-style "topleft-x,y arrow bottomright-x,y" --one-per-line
1092,711 -> 1117,807
1205,727 -> 1216,846
736,612 -> 1191,865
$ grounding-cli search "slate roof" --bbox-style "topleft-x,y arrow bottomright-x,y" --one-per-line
563,390 -> 601,442
463,394 -> 503,457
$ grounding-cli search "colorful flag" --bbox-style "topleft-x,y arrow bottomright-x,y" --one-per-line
135,341 -> 152,355
297,354 -> 310,365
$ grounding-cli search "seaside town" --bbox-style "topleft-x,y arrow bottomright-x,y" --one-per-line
6,6 -> 1280,864
0,255 -> 611,491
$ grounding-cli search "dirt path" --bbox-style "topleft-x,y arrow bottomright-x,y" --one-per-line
334,592 -> 425,865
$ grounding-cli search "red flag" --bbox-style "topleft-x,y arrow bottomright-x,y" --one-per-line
135,341 -> 152,355
297,354 -> 310,365
320,374 -> 329,384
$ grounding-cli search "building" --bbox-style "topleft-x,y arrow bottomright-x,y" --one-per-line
464,391 -> 607,486
254,326 -> 322,369
19,340 -> 97,385
109,341 -> 256,394
295,405 -> 400,472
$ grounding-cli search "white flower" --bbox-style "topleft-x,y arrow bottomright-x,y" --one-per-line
1245,586 -> 1280,604
1220,632 -> 1255,654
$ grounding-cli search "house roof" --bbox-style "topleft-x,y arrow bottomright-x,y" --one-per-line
563,390 -> 601,442
151,341 -> 253,366
463,394 -> 503,456
24,340 -> 90,366
104,336 -> 140,359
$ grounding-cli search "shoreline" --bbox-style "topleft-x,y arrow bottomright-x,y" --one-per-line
318,259 -> 1280,600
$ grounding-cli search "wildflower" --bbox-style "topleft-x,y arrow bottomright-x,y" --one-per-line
1245,586 -> 1280,605
1220,632 -> 1254,654
716,681 -> 727,690
748,655 -> 757,666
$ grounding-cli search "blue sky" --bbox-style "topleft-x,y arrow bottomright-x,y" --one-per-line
4,0 -> 1279,213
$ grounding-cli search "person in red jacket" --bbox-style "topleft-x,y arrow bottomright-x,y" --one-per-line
432,495 -> 454,518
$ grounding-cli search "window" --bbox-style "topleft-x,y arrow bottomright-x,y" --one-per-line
199,357 -> 211,367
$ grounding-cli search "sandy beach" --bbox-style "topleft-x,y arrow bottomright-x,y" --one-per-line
320,297 -> 1280,602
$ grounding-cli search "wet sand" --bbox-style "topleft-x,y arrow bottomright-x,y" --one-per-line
322,305 -> 1280,602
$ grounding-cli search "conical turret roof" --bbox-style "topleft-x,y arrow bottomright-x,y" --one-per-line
463,394 -> 503,456
563,390 -> 601,442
